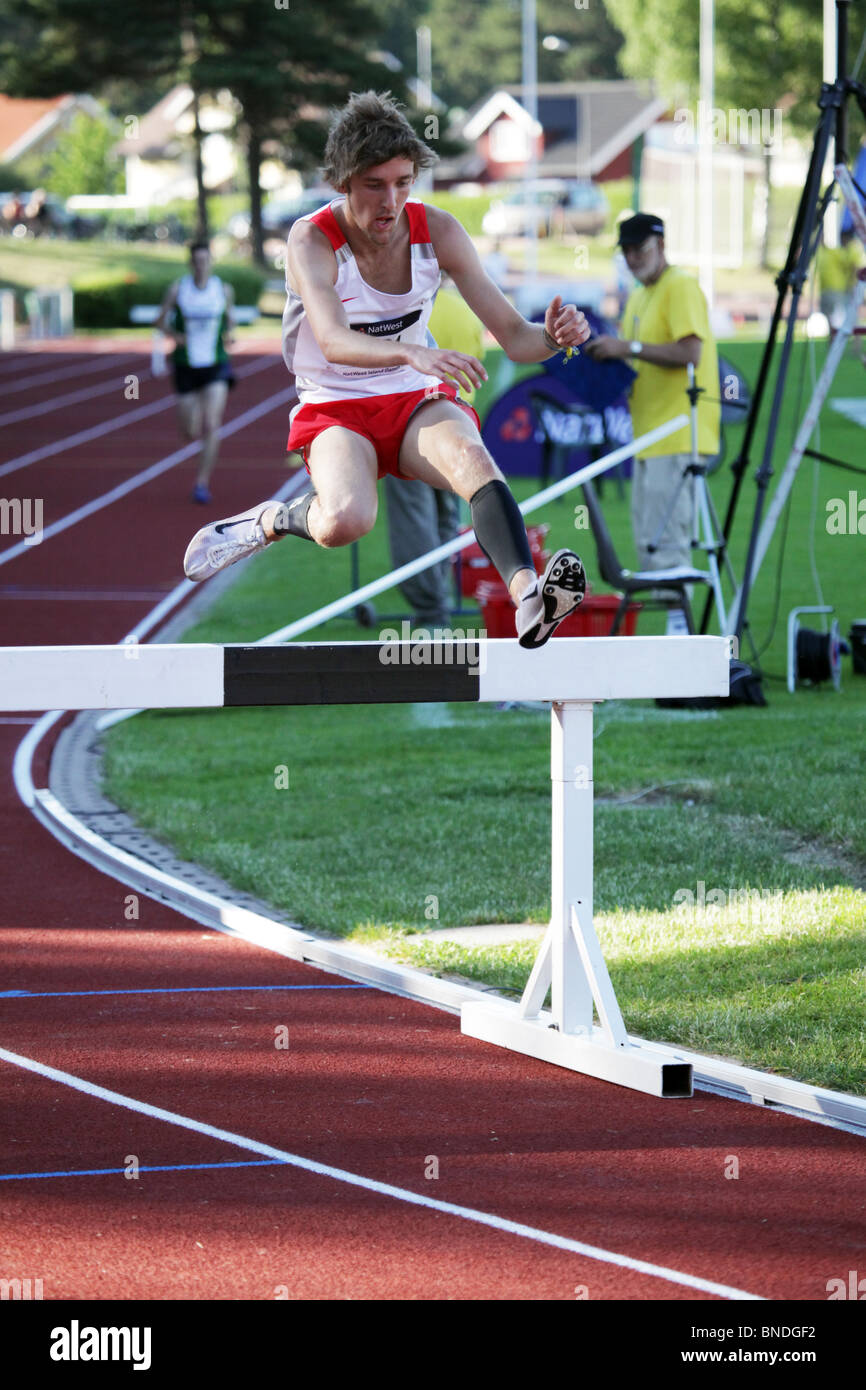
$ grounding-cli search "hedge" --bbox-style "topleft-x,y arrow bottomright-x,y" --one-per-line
71,262 -> 267,328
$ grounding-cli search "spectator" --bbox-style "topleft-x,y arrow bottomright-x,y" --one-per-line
584,212 -> 720,634
817,227 -> 861,333
2,192 -> 25,234
25,190 -> 51,237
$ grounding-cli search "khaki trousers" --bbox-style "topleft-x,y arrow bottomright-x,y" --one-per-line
632,453 -> 699,574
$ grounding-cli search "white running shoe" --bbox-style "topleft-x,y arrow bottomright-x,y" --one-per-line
515,548 -> 586,649
183,499 -> 281,582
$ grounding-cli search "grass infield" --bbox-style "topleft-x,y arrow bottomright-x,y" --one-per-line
103,339 -> 866,1095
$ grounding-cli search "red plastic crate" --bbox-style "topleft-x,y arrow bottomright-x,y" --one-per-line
475,581 -> 641,639
455,523 -> 550,598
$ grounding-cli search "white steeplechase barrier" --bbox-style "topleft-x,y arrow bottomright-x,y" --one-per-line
1,634 -> 731,1098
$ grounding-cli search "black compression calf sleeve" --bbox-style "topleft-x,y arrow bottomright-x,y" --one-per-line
469,479 -> 535,589
273,490 -> 316,541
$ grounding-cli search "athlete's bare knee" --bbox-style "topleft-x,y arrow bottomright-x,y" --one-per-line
459,439 -> 496,472
450,438 -> 500,494
315,501 -> 376,548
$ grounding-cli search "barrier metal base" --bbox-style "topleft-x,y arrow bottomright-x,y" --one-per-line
460,698 -> 696,1098
462,1000 -> 693,1098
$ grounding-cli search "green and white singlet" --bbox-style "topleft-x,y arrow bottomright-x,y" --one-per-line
172,274 -> 230,368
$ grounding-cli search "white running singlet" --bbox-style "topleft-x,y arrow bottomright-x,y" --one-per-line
174,274 -> 228,369
281,198 -> 441,418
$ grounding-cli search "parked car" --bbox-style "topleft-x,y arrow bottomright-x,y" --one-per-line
226,187 -> 332,248
0,190 -> 103,239
482,180 -> 608,239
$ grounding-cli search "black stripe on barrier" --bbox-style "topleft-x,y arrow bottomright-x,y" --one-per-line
223,643 -> 483,706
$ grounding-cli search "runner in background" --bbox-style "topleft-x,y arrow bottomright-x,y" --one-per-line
155,241 -> 236,505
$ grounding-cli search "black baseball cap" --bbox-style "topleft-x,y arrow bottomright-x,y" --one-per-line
617,213 -> 665,247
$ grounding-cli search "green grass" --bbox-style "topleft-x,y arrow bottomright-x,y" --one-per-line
102,337 -> 866,1094
0,237 -> 194,292
0,174 -> 804,326
0,236 -> 266,311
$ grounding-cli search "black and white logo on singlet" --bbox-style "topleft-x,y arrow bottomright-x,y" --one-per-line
350,309 -> 423,337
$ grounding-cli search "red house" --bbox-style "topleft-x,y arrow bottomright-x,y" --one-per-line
443,81 -> 667,186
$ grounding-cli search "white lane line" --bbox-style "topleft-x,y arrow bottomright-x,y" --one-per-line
0,367 -> 155,427
0,353 -> 139,398
0,1043 -> 763,1301
0,353 -> 279,480
0,383 -> 297,570
0,350 -> 84,379
0,592 -> 169,603
0,395 -> 175,479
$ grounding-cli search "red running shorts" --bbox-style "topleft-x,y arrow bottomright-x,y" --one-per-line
286,383 -> 481,479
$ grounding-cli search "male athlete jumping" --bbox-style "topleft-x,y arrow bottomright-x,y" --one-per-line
184,91 -> 591,647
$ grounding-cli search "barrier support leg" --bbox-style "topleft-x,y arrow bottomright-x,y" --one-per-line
462,700 -> 694,1098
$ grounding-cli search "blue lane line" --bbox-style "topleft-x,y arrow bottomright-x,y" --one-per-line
0,984 -> 372,1000
0,1159 -> 289,1182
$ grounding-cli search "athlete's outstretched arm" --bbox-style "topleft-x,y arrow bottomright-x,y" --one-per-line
428,207 -> 590,362
223,280 -> 236,347
154,281 -> 182,343
286,219 -> 486,394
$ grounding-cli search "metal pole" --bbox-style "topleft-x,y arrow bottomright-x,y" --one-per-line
731,99 -> 838,643
416,26 -> 434,195
522,0 -> 539,287
699,0 -> 715,312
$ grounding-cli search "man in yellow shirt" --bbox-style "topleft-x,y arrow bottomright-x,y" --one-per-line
585,213 -> 720,630
817,228 -> 861,331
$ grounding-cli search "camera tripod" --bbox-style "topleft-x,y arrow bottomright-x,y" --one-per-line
644,364 -> 738,632
702,0 -> 866,647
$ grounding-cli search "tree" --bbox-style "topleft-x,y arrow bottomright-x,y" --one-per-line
605,0 -> 825,132
192,0 -> 397,264
45,111 -> 125,197
0,0 -> 188,205
0,0 -> 183,94
0,0 -> 398,263
416,0 -> 624,114
605,0 -> 828,265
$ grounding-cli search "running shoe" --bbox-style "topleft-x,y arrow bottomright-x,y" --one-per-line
191,483 -> 212,505
183,499 -> 281,582
515,548 -> 586,649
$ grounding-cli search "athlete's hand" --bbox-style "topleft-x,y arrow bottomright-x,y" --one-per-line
544,295 -> 591,351
582,334 -> 630,361
403,343 -> 488,394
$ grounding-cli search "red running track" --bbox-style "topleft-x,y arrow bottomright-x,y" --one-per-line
0,341 -> 864,1310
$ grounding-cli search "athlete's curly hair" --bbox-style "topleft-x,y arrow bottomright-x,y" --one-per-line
322,91 -> 437,190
